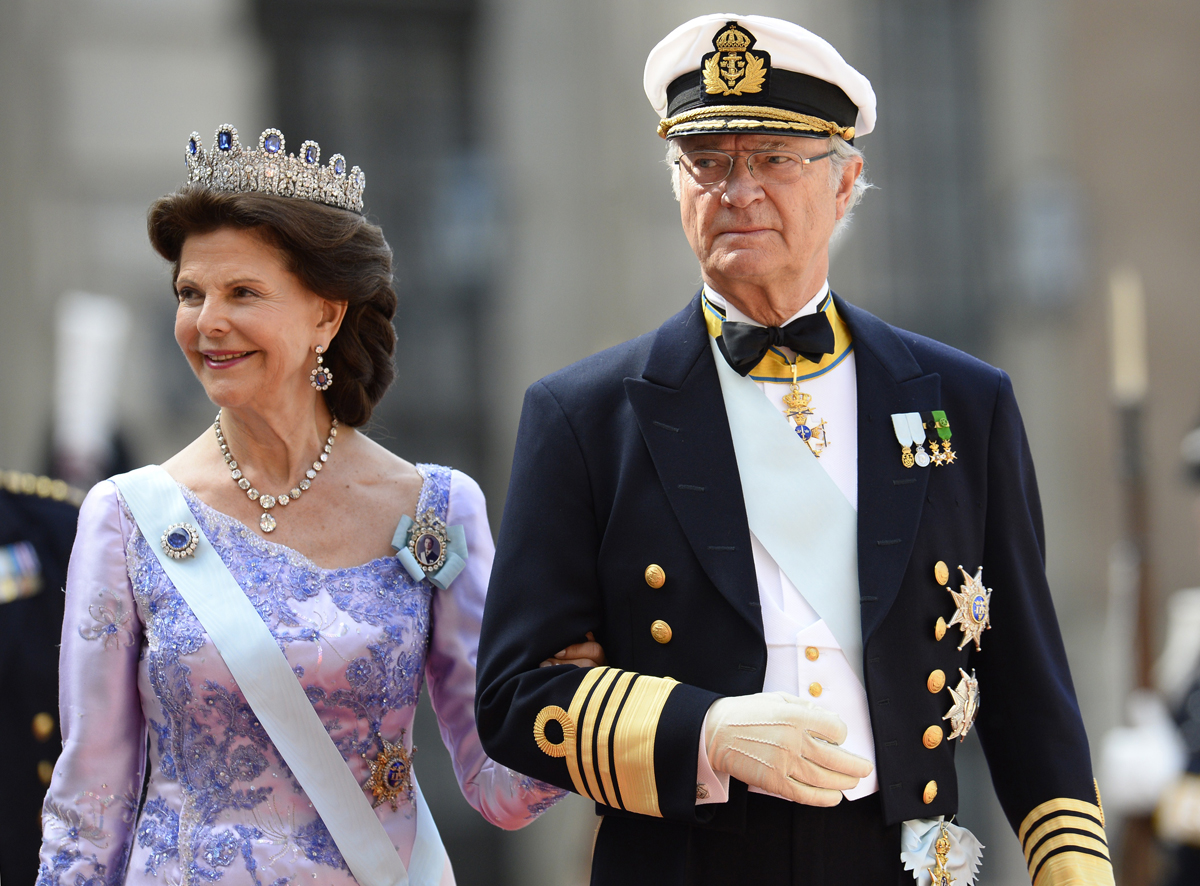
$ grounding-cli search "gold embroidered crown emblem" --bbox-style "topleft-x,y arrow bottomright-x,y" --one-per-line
703,21 -> 769,97
714,24 -> 752,52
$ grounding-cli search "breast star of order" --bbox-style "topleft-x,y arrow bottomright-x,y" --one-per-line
362,731 -> 415,810
943,667 -> 981,741
947,565 -> 992,651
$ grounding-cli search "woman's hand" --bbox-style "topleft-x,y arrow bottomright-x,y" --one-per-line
540,631 -> 607,668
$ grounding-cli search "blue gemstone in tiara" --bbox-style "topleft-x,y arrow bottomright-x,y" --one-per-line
183,125 -> 365,214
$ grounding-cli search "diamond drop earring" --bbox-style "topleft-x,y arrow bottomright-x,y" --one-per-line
310,345 -> 333,391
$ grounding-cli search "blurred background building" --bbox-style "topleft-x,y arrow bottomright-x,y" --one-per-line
1,0 -> 1197,883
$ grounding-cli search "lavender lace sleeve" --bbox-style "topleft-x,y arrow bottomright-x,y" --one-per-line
424,469 -> 567,827
38,480 -> 147,886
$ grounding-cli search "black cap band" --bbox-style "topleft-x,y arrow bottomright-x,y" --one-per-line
665,67 -> 857,130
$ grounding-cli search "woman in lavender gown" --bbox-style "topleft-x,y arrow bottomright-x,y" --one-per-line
36,127 -> 600,886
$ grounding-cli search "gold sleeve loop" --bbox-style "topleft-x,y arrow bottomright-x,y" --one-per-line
533,706 -> 574,758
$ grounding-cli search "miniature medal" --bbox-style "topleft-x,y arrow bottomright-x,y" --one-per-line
943,668 -> 980,741
947,565 -> 992,651
924,412 -> 947,466
783,363 -> 829,457
891,413 -> 916,468
928,820 -> 955,886
407,509 -> 450,574
932,410 -> 956,464
906,412 -> 931,467
362,731 -> 416,810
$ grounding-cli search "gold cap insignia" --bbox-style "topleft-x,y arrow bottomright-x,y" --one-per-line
702,22 -> 770,97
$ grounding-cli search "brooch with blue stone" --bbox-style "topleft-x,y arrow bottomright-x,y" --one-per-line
161,523 -> 199,560
362,731 -> 415,810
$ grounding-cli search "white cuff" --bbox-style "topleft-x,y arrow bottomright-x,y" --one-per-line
695,706 -> 730,805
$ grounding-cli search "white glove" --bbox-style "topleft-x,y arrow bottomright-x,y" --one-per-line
704,691 -> 873,807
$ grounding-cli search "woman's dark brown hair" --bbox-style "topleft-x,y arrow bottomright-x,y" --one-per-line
147,187 -> 396,427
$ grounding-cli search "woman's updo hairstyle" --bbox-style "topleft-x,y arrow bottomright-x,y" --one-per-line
147,186 -> 397,427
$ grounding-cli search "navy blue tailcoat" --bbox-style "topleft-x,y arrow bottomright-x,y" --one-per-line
477,293 -> 1108,885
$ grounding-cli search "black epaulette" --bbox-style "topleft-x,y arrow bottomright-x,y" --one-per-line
1,471 -> 85,506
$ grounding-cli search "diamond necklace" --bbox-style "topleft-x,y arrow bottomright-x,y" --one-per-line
213,411 -> 338,533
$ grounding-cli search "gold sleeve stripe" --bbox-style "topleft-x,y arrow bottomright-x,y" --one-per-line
1023,816 -> 1109,865
1028,833 -> 1110,878
1032,849 -> 1115,886
1019,797 -> 1106,845
564,667 -> 610,799
578,667 -> 622,805
594,670 -> 637,809
560,666 -> 679,817
611,673 -> 679,819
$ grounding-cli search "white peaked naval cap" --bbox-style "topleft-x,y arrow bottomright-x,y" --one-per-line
644,13 -> 876,141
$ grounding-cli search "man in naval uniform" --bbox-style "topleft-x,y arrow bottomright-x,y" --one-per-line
477,14 -> 1113,885
0,471 -> 81,886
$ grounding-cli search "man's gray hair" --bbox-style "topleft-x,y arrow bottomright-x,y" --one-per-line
665,136 -> 871,238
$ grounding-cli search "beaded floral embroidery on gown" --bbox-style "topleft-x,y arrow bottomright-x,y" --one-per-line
39,465 -> 564,886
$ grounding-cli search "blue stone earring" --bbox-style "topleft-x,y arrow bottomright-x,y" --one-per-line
310,345 -> 333,391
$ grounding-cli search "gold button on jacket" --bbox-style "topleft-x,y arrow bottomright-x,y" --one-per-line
923,725 -> 944,749
650,620 -> 672,644
927,669 -> 946,694
808,682 -> 823,698
805,646 -> 820,661
32,712 -> 55,742
644,564 -> 666,589
934,617 -> 948,641
923,780 -> 938,804
934,560 -> 950,586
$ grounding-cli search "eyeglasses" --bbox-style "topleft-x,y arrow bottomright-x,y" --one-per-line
675,149 -> 834,186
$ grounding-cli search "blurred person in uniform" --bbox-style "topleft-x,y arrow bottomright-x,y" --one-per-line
1105,418 -> 1200,884
0,471 -> 81,886
477,14 -> 1114,886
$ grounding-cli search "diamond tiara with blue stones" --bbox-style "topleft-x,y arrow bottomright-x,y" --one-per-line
184,124 -> 366,214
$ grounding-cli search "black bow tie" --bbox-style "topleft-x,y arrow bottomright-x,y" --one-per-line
718,310 -> 836,376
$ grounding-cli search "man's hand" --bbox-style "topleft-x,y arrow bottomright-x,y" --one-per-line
704,691 -> 873,806
539,631 -> 607,668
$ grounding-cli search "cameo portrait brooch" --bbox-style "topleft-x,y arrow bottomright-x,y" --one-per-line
407,509 -> 449,574
392,506 -> 467,590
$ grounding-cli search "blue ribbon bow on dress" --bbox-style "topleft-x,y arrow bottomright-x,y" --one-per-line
391,516 -> 468,590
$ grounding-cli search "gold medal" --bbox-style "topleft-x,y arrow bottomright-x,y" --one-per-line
783,363 -> 830,457
928,820 -> 955,886
362,731 -> 416,810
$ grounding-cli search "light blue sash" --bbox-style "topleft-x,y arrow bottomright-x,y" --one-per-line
710,339 -> 864,682
112,465 -> 447,886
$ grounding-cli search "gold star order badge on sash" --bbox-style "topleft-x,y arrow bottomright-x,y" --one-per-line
947,565 -> 991,651
943,668 -> 980,741
362,731 -> 415,810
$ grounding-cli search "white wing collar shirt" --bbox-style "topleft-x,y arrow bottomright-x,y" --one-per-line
696,282 -> 878,804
